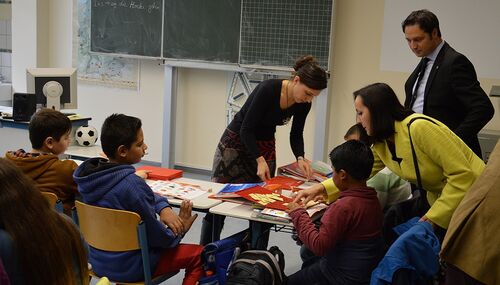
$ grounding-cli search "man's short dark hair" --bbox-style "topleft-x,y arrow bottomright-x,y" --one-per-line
402,9 -> 441,37
29,109 -> 72,149
329,140 -> 374,181
101,114 -> 142,159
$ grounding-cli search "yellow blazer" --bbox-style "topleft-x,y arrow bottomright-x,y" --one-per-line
323,113 -> 484,229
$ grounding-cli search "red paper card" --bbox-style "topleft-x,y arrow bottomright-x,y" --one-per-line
264,176 -> 304,190
236,186 -> 292,211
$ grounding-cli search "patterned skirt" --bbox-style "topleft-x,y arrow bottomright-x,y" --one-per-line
212,128 -> 276,183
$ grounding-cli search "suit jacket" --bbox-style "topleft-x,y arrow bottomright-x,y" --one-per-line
404,42 -> 494,158
441,141 -> 500,285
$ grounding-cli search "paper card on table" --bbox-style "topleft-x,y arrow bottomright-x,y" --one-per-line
311,160 -> 333,177
212,183 -> 265,198
236,186 -> 292,211
147,180 -> 208,200
264,176 -> 304,190
259,202 -> 328,221
277,161 -> 328,182
261,208 -> 291,220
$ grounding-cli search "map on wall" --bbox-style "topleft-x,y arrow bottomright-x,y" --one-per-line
73,0 -> 139,88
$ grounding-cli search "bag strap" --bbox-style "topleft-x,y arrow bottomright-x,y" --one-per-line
268,246 -> 285,273
406,117 -> 437,190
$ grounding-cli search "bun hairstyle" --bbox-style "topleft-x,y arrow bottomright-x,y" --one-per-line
293,55 -> 328,90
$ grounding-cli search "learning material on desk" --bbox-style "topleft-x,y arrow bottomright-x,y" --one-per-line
210,183 -> 265,199
277,161 -> 328,182
310,160 -> 333,177
258,203 -> 328,221
136,165 -> 183,180
264,175 -> 304,190
236,186 -> 292,211
147,180 -> 209,200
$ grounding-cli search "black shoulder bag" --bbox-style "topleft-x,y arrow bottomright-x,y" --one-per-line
382,117 -> 436,248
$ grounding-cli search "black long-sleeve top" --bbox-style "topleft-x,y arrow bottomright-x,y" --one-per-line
227,79 -> 310,159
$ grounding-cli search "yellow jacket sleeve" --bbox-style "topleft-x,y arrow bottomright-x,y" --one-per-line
320,178 -> 340,203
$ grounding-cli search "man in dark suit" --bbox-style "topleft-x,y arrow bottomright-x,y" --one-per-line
402,9 -> 494,159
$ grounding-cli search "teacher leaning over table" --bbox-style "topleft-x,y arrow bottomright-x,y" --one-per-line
294,82 -> 485,233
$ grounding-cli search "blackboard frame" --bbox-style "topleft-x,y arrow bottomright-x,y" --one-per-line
90,0 -> 334,71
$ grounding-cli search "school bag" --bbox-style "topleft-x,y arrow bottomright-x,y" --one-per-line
225,246 -> 285,285
200,229 -> 249,285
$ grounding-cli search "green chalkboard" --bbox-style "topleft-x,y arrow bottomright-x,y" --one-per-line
91,0 -> 163,57
240,0 -> 332,69
89,0 -> 333,69
162,0 -> 241,63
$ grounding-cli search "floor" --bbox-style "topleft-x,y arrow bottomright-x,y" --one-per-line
91,171 -> 303,284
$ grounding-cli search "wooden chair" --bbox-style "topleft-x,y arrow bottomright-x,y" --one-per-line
74,201 -> 178,285
41,192 -> 63,213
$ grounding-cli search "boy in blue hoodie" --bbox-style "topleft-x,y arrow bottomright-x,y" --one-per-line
74,114 -> 203,284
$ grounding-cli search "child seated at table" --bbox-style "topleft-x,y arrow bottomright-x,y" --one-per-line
287,140 -> 384,285
344,123 -> 411,209
73,113 -> 203,284
5,108 -> 78,214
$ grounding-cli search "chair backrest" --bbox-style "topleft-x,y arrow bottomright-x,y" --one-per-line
75,201 -> 141,251
74,201 -> 178,284
42,192 -> 63,213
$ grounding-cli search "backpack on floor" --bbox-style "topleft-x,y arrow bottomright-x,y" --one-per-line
225,246 -> 285,285
200,229 -> 250,285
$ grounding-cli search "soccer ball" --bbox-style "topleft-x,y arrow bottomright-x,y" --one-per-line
75,125 -> 98,147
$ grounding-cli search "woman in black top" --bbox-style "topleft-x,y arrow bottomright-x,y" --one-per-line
201,55 -> 328,247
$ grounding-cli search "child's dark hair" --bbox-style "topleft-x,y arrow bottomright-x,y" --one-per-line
344,123 -> 371,145
29,109 -> 72,149
101,114 -> 142,159
329,140 -> 374,181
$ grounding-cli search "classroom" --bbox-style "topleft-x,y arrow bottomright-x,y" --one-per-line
1,0 -> 499,284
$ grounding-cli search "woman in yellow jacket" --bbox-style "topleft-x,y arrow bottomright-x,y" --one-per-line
296,83 -> 485,230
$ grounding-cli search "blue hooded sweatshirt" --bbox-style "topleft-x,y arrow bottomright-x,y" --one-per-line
74,157 -> 181,282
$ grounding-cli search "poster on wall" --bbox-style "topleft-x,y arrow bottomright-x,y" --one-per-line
73,0 -> 139,88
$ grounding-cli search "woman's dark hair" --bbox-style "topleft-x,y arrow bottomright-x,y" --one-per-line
101,113 -> 142,159
329,140 -> 374,181
293,55 -> 328,90
402,9 -> 441,37
0,158 -> 88,285
353,83 -> 413,141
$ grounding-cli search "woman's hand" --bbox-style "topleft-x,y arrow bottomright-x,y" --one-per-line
256,156 -> 271,181
297,157 -> 313,180
293,183 -> 326,205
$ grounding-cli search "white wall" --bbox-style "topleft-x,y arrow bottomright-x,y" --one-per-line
11,0 -> 36,92
381,0 -> 500,79
11,0 -> 166,162
11,0 -> 500,168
